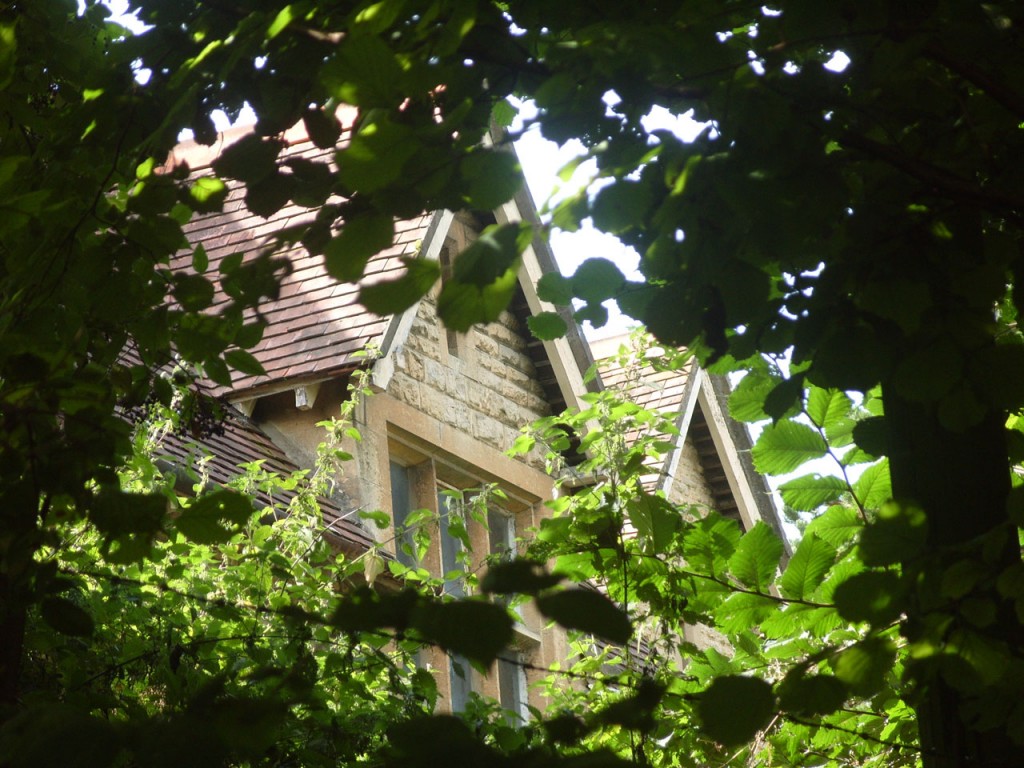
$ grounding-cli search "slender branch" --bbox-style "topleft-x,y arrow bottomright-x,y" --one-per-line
922,40 -> 1024,122
785,713 -> 924,755
837,129 -> 1024,214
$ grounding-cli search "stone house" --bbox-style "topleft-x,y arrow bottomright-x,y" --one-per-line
158,118 -> 780,718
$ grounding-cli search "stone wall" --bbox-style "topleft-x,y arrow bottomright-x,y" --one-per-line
666,435 -> 718,511
386,217 -> 552,464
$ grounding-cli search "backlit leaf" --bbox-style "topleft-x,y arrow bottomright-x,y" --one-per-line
779,473 -> 847,512
212,134 -> 281,184
805,504 -> 862,548
224,348 -> 266,377
728,522 -> 783,592
780,533 -> 836,601
537,272 -> 574,305
852,459 -> 891,510
751,420 -> 828,475
777,673 -> 846,716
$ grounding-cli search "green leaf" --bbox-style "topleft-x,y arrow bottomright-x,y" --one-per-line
302,107 -> 342,149
412,599 -> 513,666
858,500 -> 926,566
188,176 -> 228,213
172,273 -> 215,312
175,490 -> 253,544
833,637 -> 895,696
325,214 -> 395,282
212,134 -> 281,184
359,509 -> 391,528
40,597 -> 94,637
852,459 -> 891,510
224,348 -> 266,377
780,533 -> 837,601
336,117 -> 418,192
460,149 -> 522,209
266,4 -> 295,38
438,262 -> 520,331
192,243 -> 209,273
481,560 -> 563,595
728,522 -> 783,592
359,257 -> 440,315
728,372 -> 780,423
320,33 -> 404,107
491,99 -> 518,128
628,492 -> 681,553
527,311 -> 568,340
805,504 -> 862,548
536,588 -> 632,645
777,673 -> 846,716
806,386 -> 852,429
0,21 -> 15,90
698,676 -> 774,747
245,173 -> 293,218
833,570 -> 906,625
852,416 -> 887,457
438,224 -> 524,330
763,375 -> 805,421
590,180 -> 652,234
572,258 -> 626,303
751,420 -> 828,475
536,272 -> 574,305
779,473 -> 847,512
714,591 -> 777,634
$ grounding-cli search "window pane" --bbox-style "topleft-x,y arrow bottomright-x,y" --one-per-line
488,508 -> 514,559
449,653 -> 472,712
438,491 -> 465,597
498,653 -> 527,722
389,461 -> 417,567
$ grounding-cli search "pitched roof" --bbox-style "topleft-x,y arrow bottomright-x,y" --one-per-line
155,403 -> 375,553
590,335 -> 780,532
170,125 -> 433,397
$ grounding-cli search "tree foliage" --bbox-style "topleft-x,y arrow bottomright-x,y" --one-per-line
3,1 -> 1024,766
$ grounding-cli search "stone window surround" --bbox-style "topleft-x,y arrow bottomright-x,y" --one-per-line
366,392 -> 549,715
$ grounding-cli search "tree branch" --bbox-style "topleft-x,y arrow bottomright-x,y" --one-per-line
837,129 -> 1024,215
923,41 -> 1024,122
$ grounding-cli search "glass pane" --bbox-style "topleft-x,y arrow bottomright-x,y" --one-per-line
488,508 -> 514,559
449,654 -> 472,712
498,653 -> 526,722
389,461 -> 416,567
438,491 -> 465,597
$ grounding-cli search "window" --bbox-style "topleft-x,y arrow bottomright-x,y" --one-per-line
488,507 -> 515,561
389,461 -> 417,567
497,651 -> 529,723
386,439 -> 541,716
448,653 -> 473,712
438,489 -> 466,597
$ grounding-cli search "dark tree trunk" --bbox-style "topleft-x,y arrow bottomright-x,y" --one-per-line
884,390 -> 1023,767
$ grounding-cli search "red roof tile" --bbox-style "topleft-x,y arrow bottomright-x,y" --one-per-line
156,405 -> 375,552
171,133 -> 433,396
